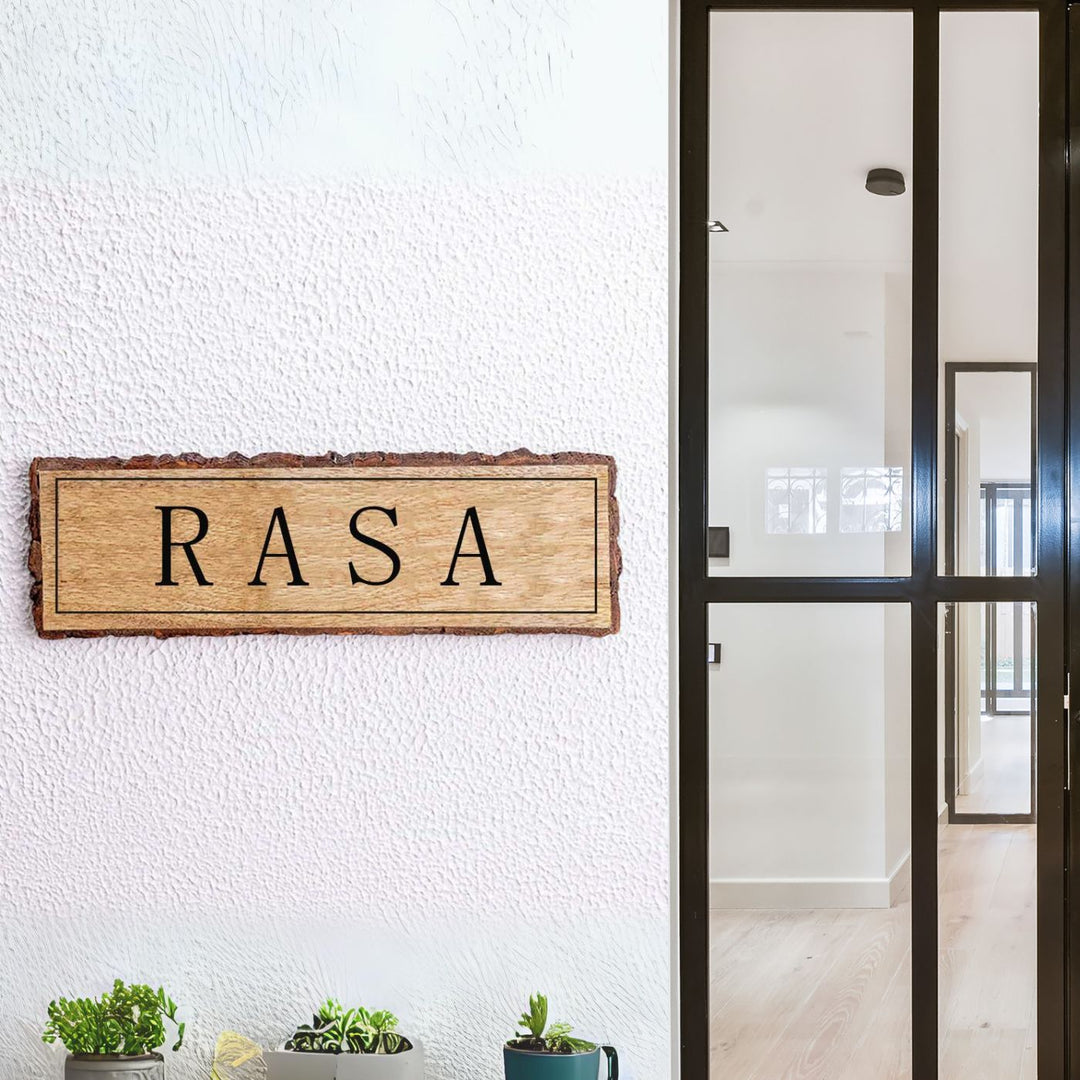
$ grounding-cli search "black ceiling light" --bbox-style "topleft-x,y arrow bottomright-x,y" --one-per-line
865,168 -> 906,196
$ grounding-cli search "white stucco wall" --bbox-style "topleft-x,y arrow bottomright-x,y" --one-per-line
0,4 -> 669,1079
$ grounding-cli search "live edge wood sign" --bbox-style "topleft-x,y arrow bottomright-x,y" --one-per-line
29,451 -> 620,639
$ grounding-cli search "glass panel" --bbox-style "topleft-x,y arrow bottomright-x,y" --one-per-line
942,603 -> 1034,816
766,467 -> 828,534
998,605 -> 1016,691
987,601 -> 1034,716
708,11 -> 913,576
938,11 -> 1039,575
709,603 -> 911,1079
938,601 -> 1036,1077
946,371 -> 1035,576
1022,497 -> 1033,574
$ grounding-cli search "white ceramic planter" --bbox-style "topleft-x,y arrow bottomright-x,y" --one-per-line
336,1045 -> 424,1080
265,1044 -> 423,1080
264,1052 -> 336,1080
65,1054 -> 164,1080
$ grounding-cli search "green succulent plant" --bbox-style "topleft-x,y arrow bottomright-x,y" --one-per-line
41,980 -> 184,1057
284,999 -> 411,1055
507,993 -> 597,1055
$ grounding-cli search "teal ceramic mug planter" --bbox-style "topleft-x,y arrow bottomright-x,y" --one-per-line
503,1045 -> 618,1080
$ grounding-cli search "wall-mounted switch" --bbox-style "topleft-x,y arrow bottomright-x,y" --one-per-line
708,527 -> 730,558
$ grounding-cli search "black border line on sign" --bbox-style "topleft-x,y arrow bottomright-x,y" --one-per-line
53,475 -> 601,617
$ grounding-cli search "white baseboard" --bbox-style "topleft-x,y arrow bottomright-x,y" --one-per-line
888,849 -> 911,906
957,755 -> 983,797
711,850 -> 912,911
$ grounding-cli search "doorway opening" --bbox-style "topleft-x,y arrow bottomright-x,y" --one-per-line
678,3 -> 1070,1079
944,363 -> 1037,823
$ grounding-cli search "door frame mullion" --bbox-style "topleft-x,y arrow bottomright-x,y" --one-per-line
1037,5 -> 1068,1076
675,3 -> 711,1080
1063,2 -> 1080,1069
910,9 -> 941,1072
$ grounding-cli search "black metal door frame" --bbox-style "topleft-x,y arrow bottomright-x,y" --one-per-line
677,2 -> 1068,1077
942,361 -> 1038,824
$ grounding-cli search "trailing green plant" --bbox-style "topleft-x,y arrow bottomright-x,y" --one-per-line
506,993 -> 597,1055
41,980 -> 185,1057
284,999 -> 411,1055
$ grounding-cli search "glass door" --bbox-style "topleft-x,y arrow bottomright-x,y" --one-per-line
678,3 -> 1069,1079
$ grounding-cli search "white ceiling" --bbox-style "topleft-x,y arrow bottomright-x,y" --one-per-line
708,10 -> 1039,363
709,11 -> 914,265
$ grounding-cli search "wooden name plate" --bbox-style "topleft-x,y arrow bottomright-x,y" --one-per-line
29,451 -> 620,638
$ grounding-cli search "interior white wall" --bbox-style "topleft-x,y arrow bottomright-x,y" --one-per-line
939,11 -> 1040,365
883,274 -> 912,879
708,267 -> 894,577
709,603 -> 903,908
0,4 -> 669,1080
956,372 -> 1033,484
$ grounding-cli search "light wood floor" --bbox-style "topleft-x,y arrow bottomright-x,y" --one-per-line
710,824 -> 1036,1079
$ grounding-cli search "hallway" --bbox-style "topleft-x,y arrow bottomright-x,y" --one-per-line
955,713 -> 1033,816
710,825 -> 1036,1079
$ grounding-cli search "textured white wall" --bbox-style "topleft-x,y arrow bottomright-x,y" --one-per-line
0,3 -> 669,1079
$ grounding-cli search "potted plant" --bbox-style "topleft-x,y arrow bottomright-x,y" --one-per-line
504,995 -> 618,1080
41,980 -> 184,1080
265,999 -> 423,1080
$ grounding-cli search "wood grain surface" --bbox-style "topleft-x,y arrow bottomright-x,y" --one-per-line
29,450 -> 620,638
